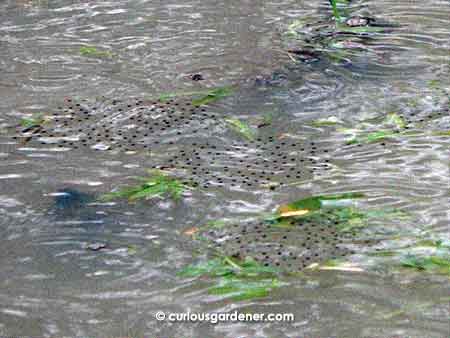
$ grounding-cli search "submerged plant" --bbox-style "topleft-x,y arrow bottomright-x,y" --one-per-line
339,112 -> 409,145
158,86 -> 233,106
312,116 -> 344,127
191,86 -> 234,106
329,0 -> 342,22
19,113 -> 47,130
225,118 -> 255,140
346,130 -> 399,145
79,46 -> 113,58
401,254 -> 450,276
100,170 -> 191,202
179,256 -> 285,301
276,192 -> 365,217
396,239 -> 450,276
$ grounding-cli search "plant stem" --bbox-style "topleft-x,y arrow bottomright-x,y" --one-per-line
329,0 -> 341,22
223,256 -> 243,271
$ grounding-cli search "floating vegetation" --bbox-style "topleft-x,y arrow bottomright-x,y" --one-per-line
338,106 -> 450,144
100,170 -> 191,202
345,130 -> 399,145
191,86 -> 234,106
433,130 -> 450,136
283,0 -> 397,67
158,86 -> 233,105
397,240 -> 450,276
368,238 -> 450,277
79,46 -> 114,58
179,256 -> 285,301
312,116 -> 344,127
19,113 -> 47,129
329,0 -> 342,22
336,113 -> 407,145
184,193 -> 389,273
401,254 -> 450,276
225,118 -> 255,140
276,192 -> 365,216
384,112 -> 407,129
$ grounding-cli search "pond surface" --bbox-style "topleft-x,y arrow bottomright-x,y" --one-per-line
0,0 -> 449,337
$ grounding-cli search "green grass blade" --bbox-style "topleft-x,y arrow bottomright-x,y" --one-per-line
225,118 -> 255,140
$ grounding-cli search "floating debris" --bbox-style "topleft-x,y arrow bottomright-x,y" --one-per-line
48,188 -> 97,220
345,16 -> 371,27
190,74 -> 204,81
283,1 -> 398,67
85,242 -> 108,251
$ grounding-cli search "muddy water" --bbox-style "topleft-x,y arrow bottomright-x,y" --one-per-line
0,0 -> 449,337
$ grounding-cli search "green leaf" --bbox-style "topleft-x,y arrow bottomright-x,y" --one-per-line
191,86 -> 233,106
178,258 -> 235,278
329,0 -> 342,21
366,130 -> 396,142
312,116 -> 344,127
346,129 -> 398,144
278,193 -> 365,214
99,170 -> 189,202
19,113 -> 46,129
331,207 -> 367,232
179,256 -> 280,279
401,254 -> 450,275
208,277 -> 281,301
225,118 -> 255,140
178,256 -> 284,300
157,86 -> 233,105
236,258 -> 281,276
79,46 -> 113,58
384,113 -> 406,129
369,250 -> 398,257
433,130 -> 450,136
427,79 -> 441,89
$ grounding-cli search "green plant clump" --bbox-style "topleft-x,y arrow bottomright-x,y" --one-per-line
158,86 -> 233,106
191,87 -> 234,106
401,254 -> 450,276
19,113 -> 46,129
179,256 -> 285,301
100,170 -> 190,202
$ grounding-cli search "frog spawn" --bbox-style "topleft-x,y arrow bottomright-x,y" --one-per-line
160,138 -> 334,190
197,213 -> 373,271
11,97 -> 218,152
400,109 -> 450,130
